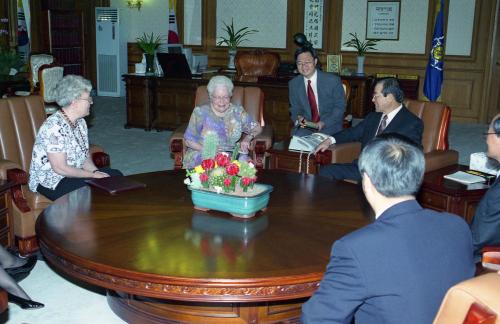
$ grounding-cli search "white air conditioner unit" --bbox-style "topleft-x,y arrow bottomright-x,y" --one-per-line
95,7 -> 126,97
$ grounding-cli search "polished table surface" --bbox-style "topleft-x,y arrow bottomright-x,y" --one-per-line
36,170 -> 372,321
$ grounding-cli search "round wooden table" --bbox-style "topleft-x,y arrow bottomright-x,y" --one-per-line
36,170 -> 372,323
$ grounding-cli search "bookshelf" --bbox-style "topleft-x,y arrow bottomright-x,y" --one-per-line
40,10 -> 85,76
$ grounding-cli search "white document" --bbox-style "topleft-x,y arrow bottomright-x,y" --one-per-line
288,133 -> 330,153
443,171 -> 485,184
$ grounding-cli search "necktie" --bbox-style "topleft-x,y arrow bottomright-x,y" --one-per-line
307,80 -> 320,123
376,115 -> 388,136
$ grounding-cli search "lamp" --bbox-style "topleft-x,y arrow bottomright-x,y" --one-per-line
293,33 -> 312,48
127,0 -> 143,10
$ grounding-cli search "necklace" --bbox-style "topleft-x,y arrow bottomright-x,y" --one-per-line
60,109 -> 89,156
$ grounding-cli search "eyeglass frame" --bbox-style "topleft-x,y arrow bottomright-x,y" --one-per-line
296,60 -> 315,67
77,97 -> 93,104
483,132 -> 500,136
210,95 -> 231,102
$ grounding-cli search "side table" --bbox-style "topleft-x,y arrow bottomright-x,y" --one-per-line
418,165 -> 489,223
0,180 -> 14,247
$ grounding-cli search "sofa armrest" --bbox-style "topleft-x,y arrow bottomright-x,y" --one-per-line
6,168 -> 30,213
0,160 -> 23,180
328,142 -> 362,164
424,150 -> 459,173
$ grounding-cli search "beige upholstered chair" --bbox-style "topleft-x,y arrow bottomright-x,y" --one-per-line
0,95 -> 109,255
434,252 -> 500,324
169,86 -> 273,169
28,54 -> 54,92
317,99 -> 458,173
38,63 -> 64,115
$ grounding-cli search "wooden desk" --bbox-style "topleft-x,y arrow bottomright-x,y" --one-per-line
37,170 -> 372,323
0,75 -> 30,97
123,74 -> 375,141
418,165 -> 489,223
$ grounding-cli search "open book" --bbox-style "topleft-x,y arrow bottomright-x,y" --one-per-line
288,133 -> 330,153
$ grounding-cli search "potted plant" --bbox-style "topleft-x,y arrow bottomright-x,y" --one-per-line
136,33 -> 163,74
0,47 -> 23,75
217,19 -> 258,69
343,32 -> 380,75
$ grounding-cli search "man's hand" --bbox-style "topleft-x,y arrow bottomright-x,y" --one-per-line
317,121 -> 325,131
314,138 -> 333,154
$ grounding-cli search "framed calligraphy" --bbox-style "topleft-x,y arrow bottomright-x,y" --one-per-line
303,0 -> 324,49
366,1 -> 400,40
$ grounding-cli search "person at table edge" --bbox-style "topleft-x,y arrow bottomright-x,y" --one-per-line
315,77 -> 423,182
302,134 -> 474,324
288,46 -> 345,137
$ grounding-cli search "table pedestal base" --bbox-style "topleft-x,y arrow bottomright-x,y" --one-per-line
107,290 -> 305,323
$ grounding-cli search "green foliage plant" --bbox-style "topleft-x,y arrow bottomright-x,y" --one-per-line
216,19 -> 258,50
201,133 -> 219,160
343,32 -> 380,56
0,47 -> 23,75
136,32 -> 162,55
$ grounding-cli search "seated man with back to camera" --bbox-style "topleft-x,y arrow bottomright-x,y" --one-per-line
315,77 -> 423,182
288,46 -> 345,137
470,113 -> 500,262
302,133 -> 475,324
29,75 -> 122,201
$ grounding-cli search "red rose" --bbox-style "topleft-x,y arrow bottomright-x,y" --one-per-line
200,173 -> 209,182
201,159 -> 215,170
215,153 -> 230,167
223,178 -> 232,187
242,177 -> 252,186
226,163 -> 240,176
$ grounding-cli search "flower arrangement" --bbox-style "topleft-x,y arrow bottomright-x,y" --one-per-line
136,32 -> 163,55
185,152 -> 257,194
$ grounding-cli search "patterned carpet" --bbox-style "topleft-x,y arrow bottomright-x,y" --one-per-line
6,96 -> 487,323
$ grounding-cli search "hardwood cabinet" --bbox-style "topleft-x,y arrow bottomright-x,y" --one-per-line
40,10 -> 85,76
0,181 -> 14,247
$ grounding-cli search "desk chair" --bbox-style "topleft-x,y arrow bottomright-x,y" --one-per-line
169,86 -> 273,169
319,99 -> 458,173
0,95 -> 110,255
235,50 -> 280,83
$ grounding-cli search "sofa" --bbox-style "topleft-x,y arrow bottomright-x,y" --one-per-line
0,95 -> 109,255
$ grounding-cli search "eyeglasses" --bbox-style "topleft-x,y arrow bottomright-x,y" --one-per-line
296,61 -> 314,67
78,97 -> 93,104
211,96 -> 230,102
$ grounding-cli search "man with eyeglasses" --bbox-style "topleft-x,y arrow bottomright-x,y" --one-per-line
470,113 -> 500,262
288,46 -> 346,136
314,78 -> 423,182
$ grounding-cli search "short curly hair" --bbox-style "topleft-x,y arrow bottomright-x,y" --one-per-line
206,75 -> 234,98
55,75 -> 92,107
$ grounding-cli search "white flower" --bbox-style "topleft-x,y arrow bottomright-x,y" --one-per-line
214,186 -> 223,194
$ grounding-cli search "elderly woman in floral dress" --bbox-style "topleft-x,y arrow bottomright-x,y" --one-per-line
183,75 -> 262,169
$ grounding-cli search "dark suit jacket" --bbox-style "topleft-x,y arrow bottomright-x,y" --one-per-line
289,70 -> 345,136
301,200 -> 475,324
333,106 -> 424,149
470,176 -> 500,262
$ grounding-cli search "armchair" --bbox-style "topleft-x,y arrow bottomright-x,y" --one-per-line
433,252 -> 500,324
0,95 -> 109,255
169,86 -> 273,169
235,50 -> 280,83
38,63 -> 64,115
318,99 -> 459,173
28,54 -> 54,92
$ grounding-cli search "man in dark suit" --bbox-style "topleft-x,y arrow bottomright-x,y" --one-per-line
470,113 -> 500,262
289,46 -> 345,136
315,77 -> 423,181
302,134 -> 475,324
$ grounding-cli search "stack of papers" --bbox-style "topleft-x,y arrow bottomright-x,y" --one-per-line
443,171 -> 485,184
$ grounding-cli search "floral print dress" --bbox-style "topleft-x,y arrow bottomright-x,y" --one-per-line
183,104 -> 259,169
